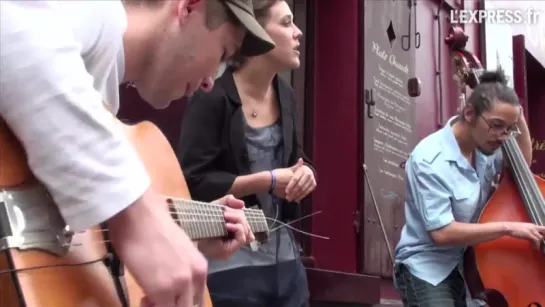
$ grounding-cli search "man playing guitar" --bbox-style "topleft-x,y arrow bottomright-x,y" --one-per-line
0,0 -> 275,306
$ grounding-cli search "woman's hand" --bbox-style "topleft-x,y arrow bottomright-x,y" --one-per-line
285,159 -> 317,202
271,159 -> 305,199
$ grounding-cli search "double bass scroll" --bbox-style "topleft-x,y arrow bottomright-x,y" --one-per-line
445,25 -> 545,307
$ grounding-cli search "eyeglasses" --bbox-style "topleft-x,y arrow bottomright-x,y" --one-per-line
479,115 -> 520,136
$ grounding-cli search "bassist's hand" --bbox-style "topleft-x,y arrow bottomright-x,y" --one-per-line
198,195 -> 255,260
506,222 -> 545,250
108,189 -> 208,307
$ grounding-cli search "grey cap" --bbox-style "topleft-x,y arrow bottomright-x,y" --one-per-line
224,0 -> 276,56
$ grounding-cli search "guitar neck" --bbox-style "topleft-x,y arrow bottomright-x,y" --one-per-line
167,198 -> 269,241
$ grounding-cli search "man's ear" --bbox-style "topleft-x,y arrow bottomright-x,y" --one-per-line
176,0 -> 205,26
173,0 -> 189,26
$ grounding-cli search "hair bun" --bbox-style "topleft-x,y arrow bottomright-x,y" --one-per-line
479,69 -> 508,85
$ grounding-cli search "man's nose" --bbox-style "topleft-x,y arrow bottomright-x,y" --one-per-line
200,77 -> 215,92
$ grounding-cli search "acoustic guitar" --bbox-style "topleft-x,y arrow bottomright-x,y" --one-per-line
0,118 -> 269,307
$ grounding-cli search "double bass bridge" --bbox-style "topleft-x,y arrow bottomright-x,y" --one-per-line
0,184 -> 73,256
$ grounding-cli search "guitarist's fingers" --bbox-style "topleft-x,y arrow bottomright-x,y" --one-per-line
142,296 -> 191,307
191,291 -> 204,307
175,289 -> 193,307
214,194 -> 244,209
225,222 -> 247,244
188,254 -> 206,307
139,297 -> 152,307
139,297 -> 173,307
223,207 -> 254,242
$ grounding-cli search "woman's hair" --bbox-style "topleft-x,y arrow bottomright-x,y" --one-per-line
228,0 -> 284,70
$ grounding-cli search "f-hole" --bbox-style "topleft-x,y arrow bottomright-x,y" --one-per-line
528,303 -> 542,307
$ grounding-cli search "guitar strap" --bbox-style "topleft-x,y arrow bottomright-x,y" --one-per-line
94,104 -> 130,306
100,222 -> 130,307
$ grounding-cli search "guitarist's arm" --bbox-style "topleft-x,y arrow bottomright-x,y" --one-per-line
0,1 -> 150,233
0,3 -> 209,306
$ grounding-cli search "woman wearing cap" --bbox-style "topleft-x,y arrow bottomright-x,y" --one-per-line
176,0 -> 315,306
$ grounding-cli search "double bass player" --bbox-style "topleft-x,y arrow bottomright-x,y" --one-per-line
393,69 -> 545,307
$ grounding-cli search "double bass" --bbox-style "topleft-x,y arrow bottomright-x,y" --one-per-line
445,26 -> 545,307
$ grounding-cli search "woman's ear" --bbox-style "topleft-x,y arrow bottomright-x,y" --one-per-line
462,105 -> 477,124
464,85 -> 474,98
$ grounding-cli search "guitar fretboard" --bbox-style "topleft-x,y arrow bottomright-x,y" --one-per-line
167,198 -> 268,240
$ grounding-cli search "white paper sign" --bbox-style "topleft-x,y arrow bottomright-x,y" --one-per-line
483,1 -> 515,88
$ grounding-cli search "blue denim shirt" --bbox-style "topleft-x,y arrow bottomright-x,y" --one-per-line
394,117 -> 503,287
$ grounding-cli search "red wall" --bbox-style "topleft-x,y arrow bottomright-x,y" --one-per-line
118,87 -> 188,146
309,0 -> 360,273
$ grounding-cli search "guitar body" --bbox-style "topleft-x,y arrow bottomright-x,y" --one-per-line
0,119 -> 212,307
0,229 -> 121,307
121,120 -> 213,307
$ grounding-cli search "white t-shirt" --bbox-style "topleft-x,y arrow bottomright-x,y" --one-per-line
0,0 -> 150,232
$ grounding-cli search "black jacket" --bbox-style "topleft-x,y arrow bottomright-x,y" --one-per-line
176,69 -> 315,221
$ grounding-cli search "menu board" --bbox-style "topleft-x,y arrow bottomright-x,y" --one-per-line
362,0 -> 418,276
532,138 -> 545,179
369,41 -> 413,182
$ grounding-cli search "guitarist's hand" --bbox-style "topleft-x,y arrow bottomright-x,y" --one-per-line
108,189 -> 208,307
198,194 -> 255,260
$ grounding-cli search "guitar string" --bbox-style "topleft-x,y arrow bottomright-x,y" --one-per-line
0,211 -> 327,275
0,209 -> 324,249
0,205 -> 326,252
166,197 -> 328,237
83,211 -> 329,240
162,211 -> 329,240
0,211 -> 327,249
165,195 -> 279,230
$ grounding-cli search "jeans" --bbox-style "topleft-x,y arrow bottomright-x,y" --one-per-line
207,259 -> 309,307
394,264 -> 467,307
